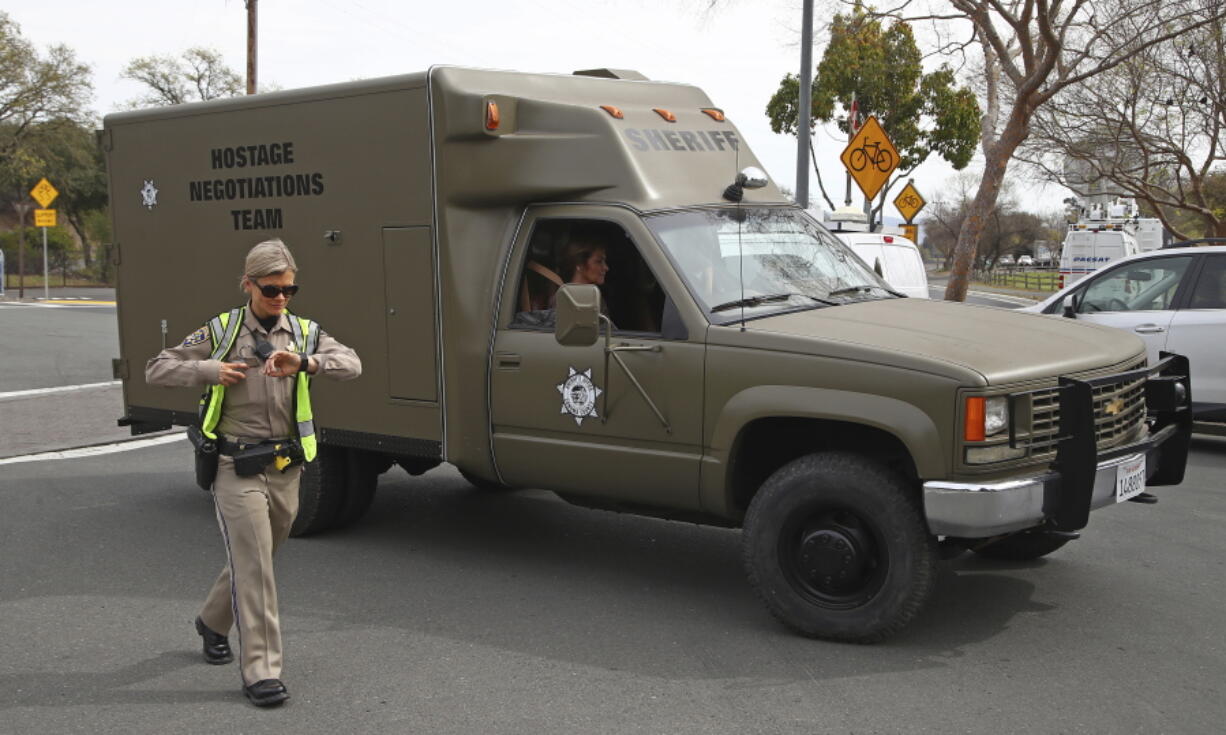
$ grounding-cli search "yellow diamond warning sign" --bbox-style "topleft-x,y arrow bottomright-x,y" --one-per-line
30,177 -> 58,209
840,116 -> 898,201
893,181 -> 926,223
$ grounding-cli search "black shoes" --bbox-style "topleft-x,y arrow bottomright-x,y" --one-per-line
195,618 -> 289,707
244,678 -> 290,707
195,616 -> 234,665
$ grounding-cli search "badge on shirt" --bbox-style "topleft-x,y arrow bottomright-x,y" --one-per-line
183,326 -> 210,346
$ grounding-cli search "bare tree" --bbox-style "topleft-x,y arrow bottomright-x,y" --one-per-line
845,0 -> 1226,300
1020,18 -> 1226,240
120,48 -> 243,108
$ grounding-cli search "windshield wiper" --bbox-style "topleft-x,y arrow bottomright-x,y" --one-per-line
710,293 -> 795,312
710,293 -> 834,313
827,284 -> 902,298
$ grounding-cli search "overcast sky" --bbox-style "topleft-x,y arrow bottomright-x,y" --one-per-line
12,0 -> 1063,219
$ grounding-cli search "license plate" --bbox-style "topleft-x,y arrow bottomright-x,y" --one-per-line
1115,456 -> 1146,503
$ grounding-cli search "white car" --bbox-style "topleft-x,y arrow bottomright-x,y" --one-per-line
1017,254 -> 1034,266
1022,244 -> 1226,421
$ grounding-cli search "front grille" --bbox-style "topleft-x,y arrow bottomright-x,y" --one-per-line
1021,358 -> 1148,459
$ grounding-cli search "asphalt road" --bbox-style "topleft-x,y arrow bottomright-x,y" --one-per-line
2,294 -> 1224,733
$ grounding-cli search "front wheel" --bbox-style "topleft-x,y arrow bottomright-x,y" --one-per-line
742,451 -> 937,643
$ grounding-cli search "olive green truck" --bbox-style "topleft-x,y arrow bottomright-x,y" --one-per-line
105,66 -> 1192,642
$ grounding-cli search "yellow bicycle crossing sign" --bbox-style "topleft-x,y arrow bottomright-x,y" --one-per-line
893,180 -> 926,223
839,116 -> 898,201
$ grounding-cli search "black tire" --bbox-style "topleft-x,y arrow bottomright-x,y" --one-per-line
742,451 -> 937,643
459,468 -> 514,493
291,445 -> 349,537
332,449 -> 387,529
972,531 -> 1072,561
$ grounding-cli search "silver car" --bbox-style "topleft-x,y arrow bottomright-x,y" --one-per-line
1022,244 -> 1226,421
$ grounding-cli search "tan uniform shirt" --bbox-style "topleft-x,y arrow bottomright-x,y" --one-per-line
146,307 -> 361,442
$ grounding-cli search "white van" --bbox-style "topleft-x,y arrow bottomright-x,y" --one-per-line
1058,228 -> 1140,288
834,233 -> 930,299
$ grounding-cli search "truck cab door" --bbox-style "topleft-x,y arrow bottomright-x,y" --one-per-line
489,206 -> 708,511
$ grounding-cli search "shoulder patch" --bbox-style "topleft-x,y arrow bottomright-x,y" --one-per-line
183,326 -> 210,347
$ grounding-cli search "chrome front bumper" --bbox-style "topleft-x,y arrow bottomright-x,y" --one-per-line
924,353 -> 1192,538
923,451 -> 1153,538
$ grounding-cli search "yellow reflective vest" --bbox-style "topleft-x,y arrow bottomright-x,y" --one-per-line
198,306 -> 319,462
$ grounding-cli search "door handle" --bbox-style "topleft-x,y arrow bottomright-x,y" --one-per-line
496,352 -> 521,370
1134,325 -> 1165,334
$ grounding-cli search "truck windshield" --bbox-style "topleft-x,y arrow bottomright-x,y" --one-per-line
646,207 -> 896,323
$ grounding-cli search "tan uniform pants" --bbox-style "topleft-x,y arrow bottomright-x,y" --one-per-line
199,454 -> 303,685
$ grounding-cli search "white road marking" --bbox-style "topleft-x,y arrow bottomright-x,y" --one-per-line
0,301 -> 115,309
0,381 -> 121,401
0,433 -> 186,466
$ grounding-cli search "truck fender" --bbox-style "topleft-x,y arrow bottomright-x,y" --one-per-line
701,386 -> 945,516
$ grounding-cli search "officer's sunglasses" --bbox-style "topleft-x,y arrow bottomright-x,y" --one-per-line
253,280 -> 299,298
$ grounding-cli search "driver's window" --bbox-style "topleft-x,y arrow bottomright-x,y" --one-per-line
509,218 -> 666,334
1076,257 -> 1192,313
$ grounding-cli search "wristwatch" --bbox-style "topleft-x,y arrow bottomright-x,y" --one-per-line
298,355 -> 311,374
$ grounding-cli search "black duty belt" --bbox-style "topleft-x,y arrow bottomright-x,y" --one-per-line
218,437 -> 305,476
217,437 -> 292,456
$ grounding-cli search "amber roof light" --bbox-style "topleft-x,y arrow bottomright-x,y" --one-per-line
600,105 -> 624,119
485,101 -> 501,131
701,108 -> 725,122
653,108 -> 677,122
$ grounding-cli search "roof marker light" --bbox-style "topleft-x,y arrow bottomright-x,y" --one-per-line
653,108 -> 677,122
701,108 -> 725,122
485,101 -> 501,131
600,105 -> 624,119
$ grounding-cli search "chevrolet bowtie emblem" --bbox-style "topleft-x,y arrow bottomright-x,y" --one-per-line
1104,398 -> 1126,416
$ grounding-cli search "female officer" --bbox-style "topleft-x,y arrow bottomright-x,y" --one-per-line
146,239 -> 361,707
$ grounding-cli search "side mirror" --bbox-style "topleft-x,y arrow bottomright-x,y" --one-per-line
555,284 -> 602,346
1062,292 -> 1079,318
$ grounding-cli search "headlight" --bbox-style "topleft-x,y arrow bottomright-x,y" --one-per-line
964,396 -> 1011,441
984,396 -> 1009,436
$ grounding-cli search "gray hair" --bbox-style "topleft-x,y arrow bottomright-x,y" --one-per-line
239,238 -> 298,290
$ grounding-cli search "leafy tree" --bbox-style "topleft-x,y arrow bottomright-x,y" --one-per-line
0,224 -> 74,280
120,47 -> 243,107
0,12 -> 92,167
23,120 -> 106,268
765,7 -> 980,223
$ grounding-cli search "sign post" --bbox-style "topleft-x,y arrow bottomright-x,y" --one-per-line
30,178 -> 58,301
840,116 -> 899,230
892,180 -> 926,247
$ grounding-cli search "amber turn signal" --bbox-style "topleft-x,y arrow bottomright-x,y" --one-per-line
653,108 -> 677,122
964,397 -> 986,442
600,105 -> 624,119
485,101 -> 501,131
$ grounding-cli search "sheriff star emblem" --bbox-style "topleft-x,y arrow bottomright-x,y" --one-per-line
557,367 -> 602,426
140,180 -> 159,210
